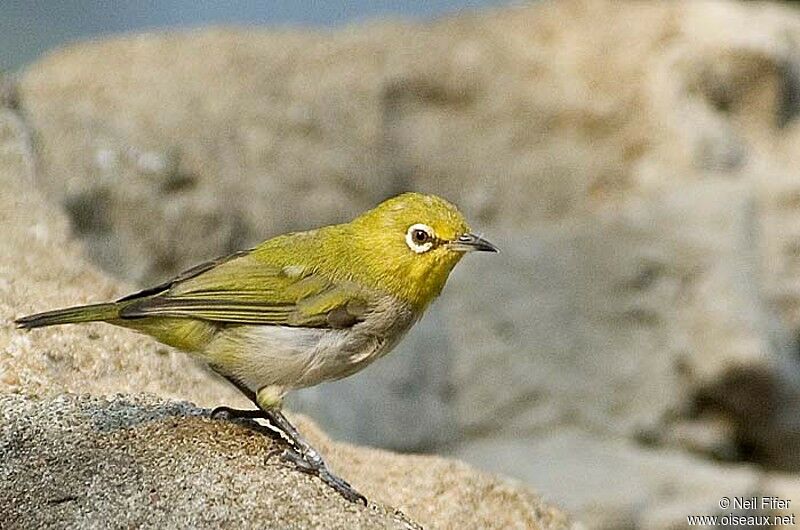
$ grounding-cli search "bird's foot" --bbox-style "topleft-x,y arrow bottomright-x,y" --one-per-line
211,406 -> 367,504
210,406 -> 284,443
281,446 -> 367,505
210,406 -> 267,420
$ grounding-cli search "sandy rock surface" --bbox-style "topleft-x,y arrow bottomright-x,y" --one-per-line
0,394 -> 413,530
0,393 -> 569,530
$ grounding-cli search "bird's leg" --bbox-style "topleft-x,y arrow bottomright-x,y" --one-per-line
210,379 -> 366,503
255,387 -> 367,505
208,377 -> 283,441
208,373 -> 262,418
266,409 -> 366,504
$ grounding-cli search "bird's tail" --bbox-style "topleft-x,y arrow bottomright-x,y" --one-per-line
15,302 -> 121,329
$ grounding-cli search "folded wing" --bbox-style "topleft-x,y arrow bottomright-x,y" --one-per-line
118,251 -> 369,329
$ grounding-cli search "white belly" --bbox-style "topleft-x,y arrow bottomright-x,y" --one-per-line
202,296 -> 416,395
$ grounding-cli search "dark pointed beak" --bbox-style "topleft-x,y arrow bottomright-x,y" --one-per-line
448,233 -> 499,253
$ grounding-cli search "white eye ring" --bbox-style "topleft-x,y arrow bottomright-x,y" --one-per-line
406,223 -> 435,253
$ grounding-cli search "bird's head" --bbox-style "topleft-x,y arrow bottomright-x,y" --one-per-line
347,192 -> 498,309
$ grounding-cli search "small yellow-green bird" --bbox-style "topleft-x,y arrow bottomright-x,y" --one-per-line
16,192 -> 497,503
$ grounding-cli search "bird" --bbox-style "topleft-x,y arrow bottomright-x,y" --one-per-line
16,191 -> 498,503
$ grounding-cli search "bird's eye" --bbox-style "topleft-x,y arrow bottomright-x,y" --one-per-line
405,223 -> 435,253
412,229 -> 429,244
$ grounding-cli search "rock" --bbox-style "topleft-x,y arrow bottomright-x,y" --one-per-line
0,89 -> 569,529
0,393 -> 570,530
0,394 -> 410,530
454,429 -> 761,530
0,74 -> 19,110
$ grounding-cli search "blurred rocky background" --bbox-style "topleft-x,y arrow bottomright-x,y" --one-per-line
6,0 -> 800,528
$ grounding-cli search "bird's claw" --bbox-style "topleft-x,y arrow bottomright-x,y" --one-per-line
281,447 -> 316,472
210,406 -> 234,419
281,448 -> 367,505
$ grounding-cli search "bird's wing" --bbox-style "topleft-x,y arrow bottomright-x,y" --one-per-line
116,249 -> 252,302
117,252 -> 370,328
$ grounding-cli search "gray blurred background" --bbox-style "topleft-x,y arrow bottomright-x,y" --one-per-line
7,0 -> 800,528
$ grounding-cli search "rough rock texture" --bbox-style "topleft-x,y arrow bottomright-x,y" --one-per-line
12,0 -> 800,527
0,85 -> 569,529
0,393 -> 568,530
0,394 -> 410,530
